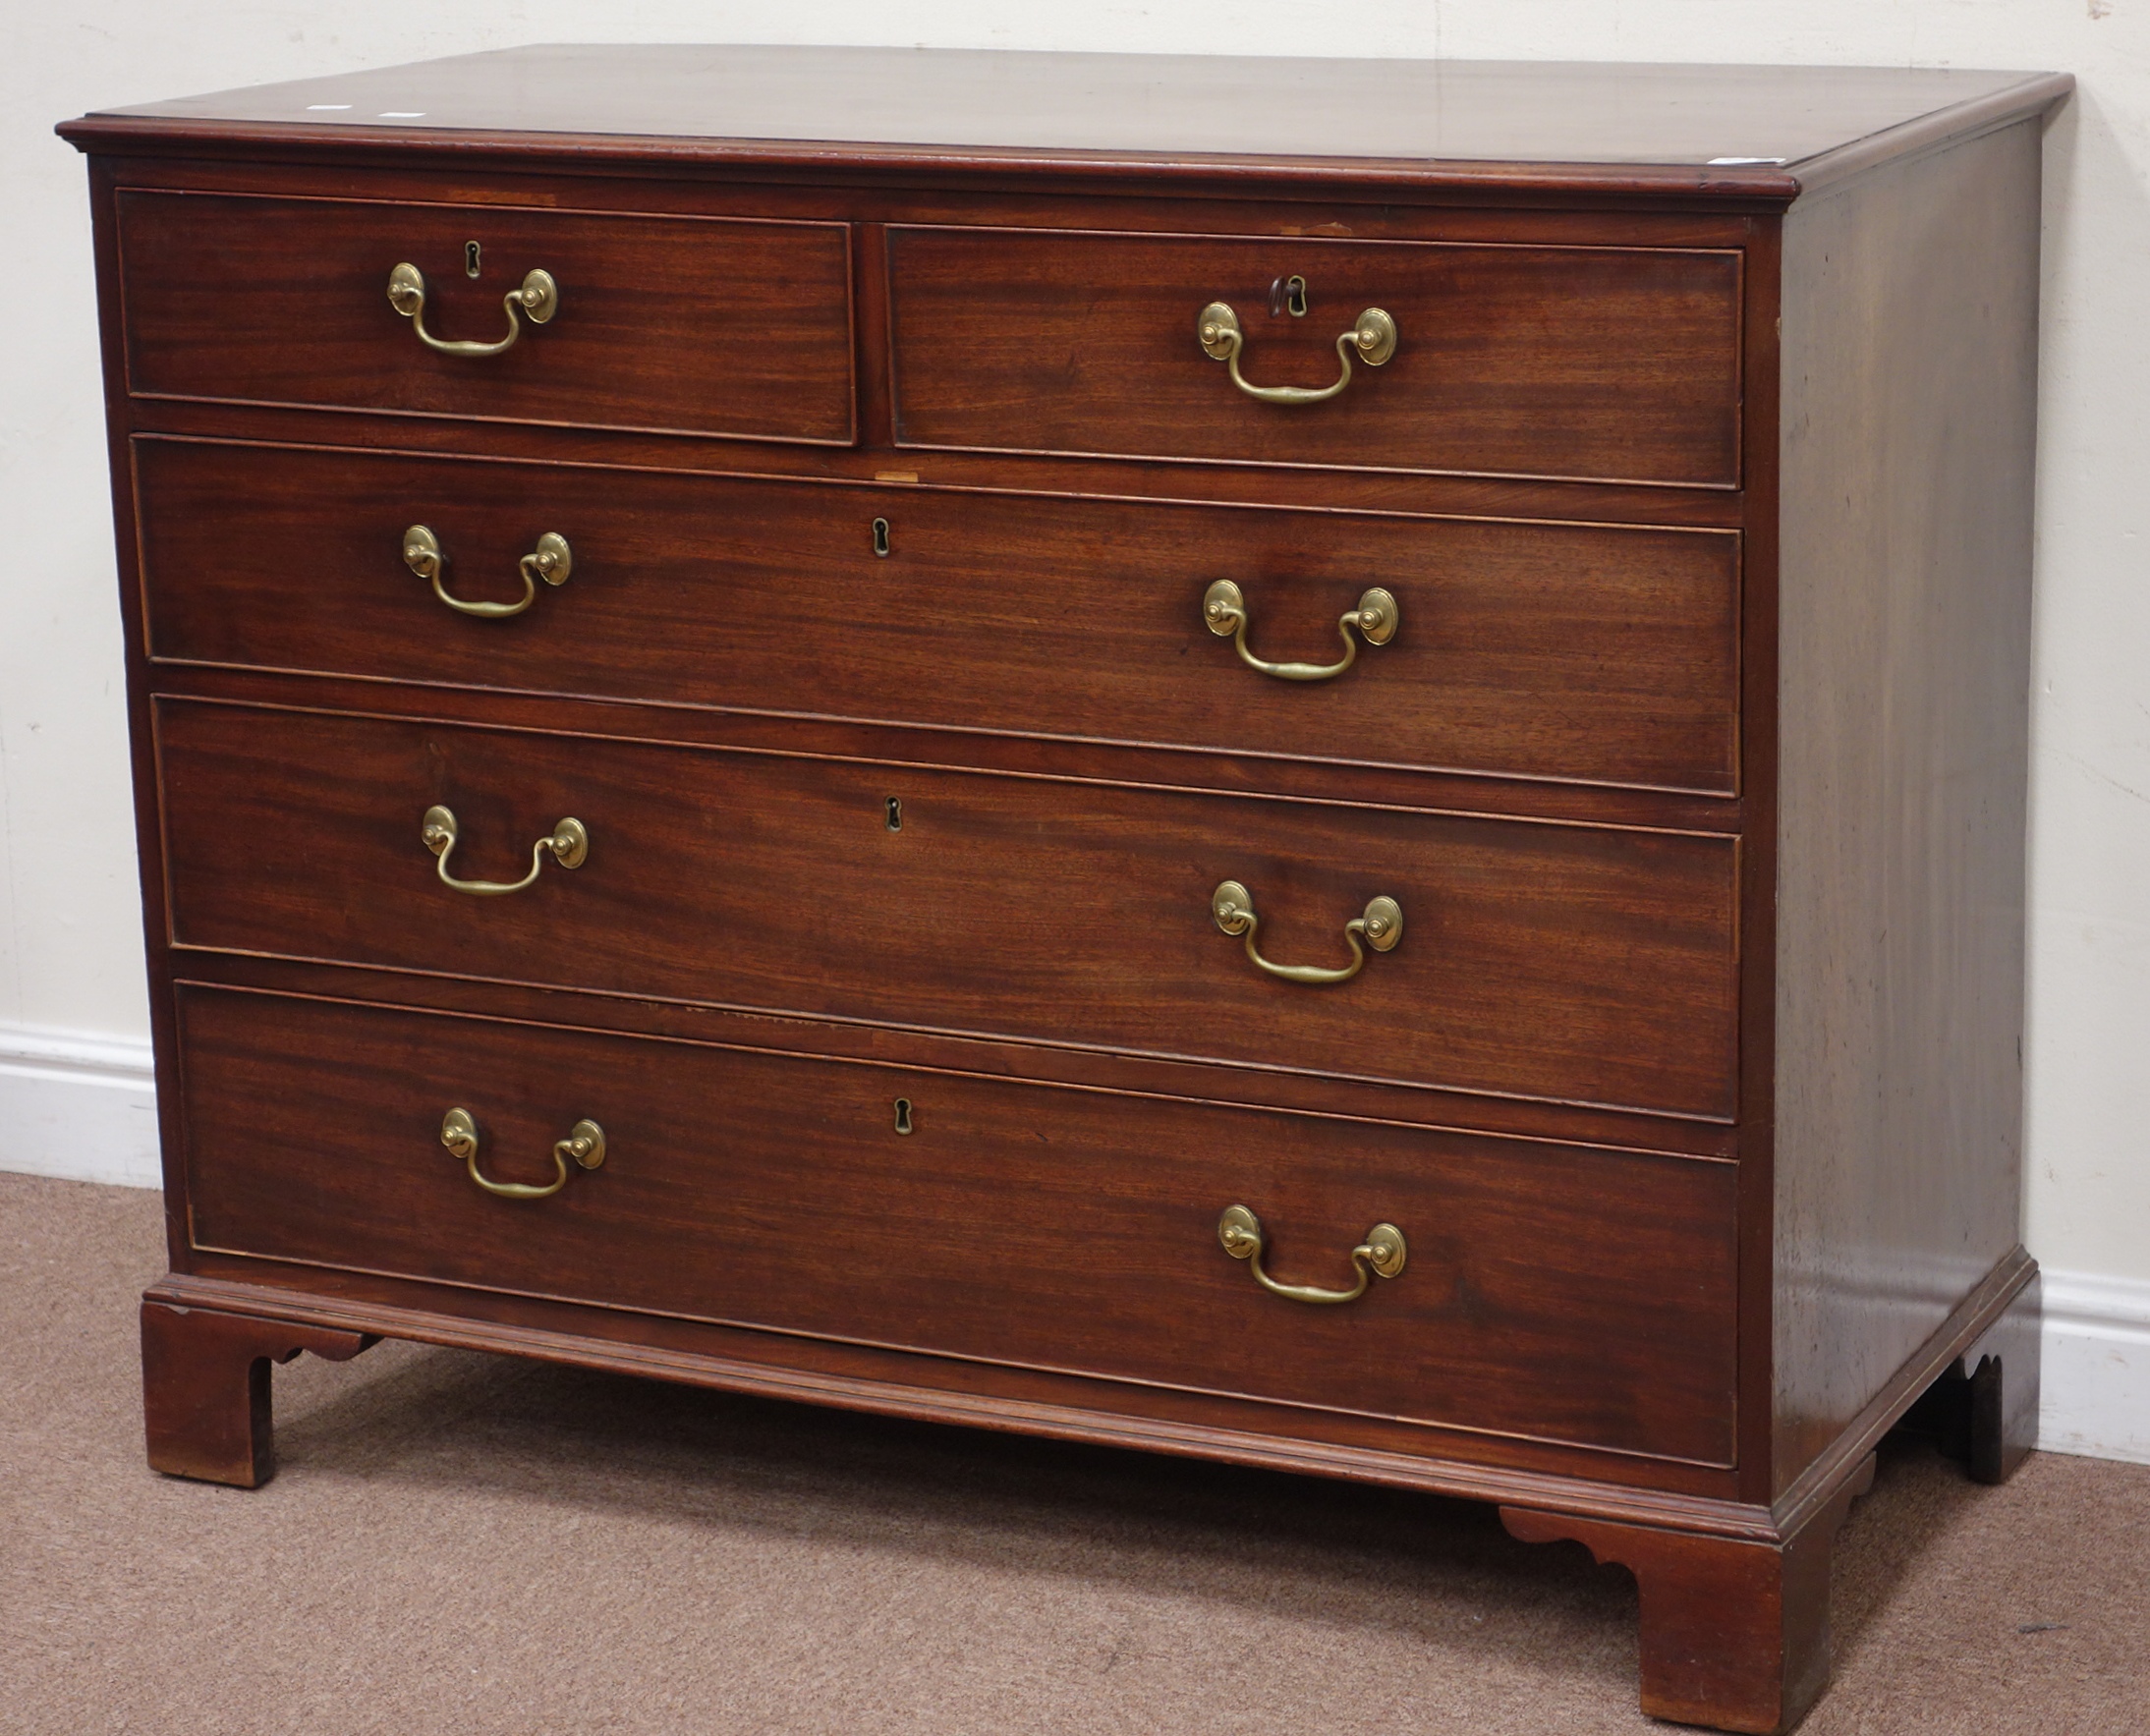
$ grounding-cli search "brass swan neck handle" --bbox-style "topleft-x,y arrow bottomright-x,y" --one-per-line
423,805 -> 587,896
1217,1204 -> 1406,1305
1197,301 -> 1396,405
403,526 -> 573,619
439,1107 -> 605,1201
1211,880 -> 1402,985
1203,579 -> 1398,682
388,261 -> 557,358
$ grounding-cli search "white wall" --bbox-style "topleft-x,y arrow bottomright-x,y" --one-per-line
3,3 -> 2145,1459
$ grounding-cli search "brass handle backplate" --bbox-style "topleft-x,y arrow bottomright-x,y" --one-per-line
1217,1204 -> 1406,1305
1197,301 -> 1396,405
1203,579 -> 1398,682
388,261 -> 558,357
1212,879 -> 1401,984
403,525 -> 573,618
423,804 -> 588,896
440,1106 -> 604,1201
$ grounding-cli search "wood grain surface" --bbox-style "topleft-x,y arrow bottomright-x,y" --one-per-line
60,46 -> 2064,1731
116,190 -> 855,443
139,1299 -> 372,1487
134,435 -> 1741,793
889,226 -> 1742,484
175,983 -> 1740,1466
1502,1455 -> 1873,1733
61,49 -> 2070,210
153,698 -> 1741,1119
1770,121 -> 2040,1494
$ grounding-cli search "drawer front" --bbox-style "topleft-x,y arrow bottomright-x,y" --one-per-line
178,985 -> 1741,1466
156,700 -> 1739,1119
117,191 -> 854,443
888,227 -> 1743,485
137,438 -> 1741,793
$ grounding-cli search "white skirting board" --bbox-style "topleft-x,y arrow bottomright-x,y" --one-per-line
0,1023 -> 162,1188
2036,1270 -> 2150,1465
2,1021 -> 2145,1465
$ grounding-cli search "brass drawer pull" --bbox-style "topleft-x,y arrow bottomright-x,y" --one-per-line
1203,579 -> 1398,681
1197,301 -> 1396,405
423,804 -> 588,896
387,261 -> 558,357
1217,1204 -> 1406,1305
402,525 -> 572,619
1211,879 -> 1401,984
439,1106 -> 604,1201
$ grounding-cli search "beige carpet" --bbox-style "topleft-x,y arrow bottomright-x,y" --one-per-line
2,1170 -> 2142,1735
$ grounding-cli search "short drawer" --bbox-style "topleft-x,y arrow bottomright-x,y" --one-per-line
155,700 -> 1740,1119
136,438 -> 1740,794
116,190 -> 854,443
888,226 -> 1743,485
177,985 -> 1741,1466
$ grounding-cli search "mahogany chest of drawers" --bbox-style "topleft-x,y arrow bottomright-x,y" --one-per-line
63,49 -> 2069,1733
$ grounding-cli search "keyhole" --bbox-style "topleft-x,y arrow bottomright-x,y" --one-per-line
465,240 -> 481,278
884,796 -> 902,831
872,518 -> 891,558
1270,273 -> 1308,317
893,1097 -> 915,1135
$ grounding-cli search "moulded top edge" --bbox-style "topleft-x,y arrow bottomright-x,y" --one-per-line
58,47 -> 2071,205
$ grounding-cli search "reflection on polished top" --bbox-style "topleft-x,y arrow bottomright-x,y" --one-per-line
80,44 -> 2064,188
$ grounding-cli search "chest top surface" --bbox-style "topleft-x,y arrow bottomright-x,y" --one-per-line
65,46 -> 2067,201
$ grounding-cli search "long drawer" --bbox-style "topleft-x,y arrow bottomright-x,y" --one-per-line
116,191 -> 855,443
135,437 -> 1742,793
888,226 -> 1744,485
176,984 -> 1741,1466
155,699 -> 1740,1119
